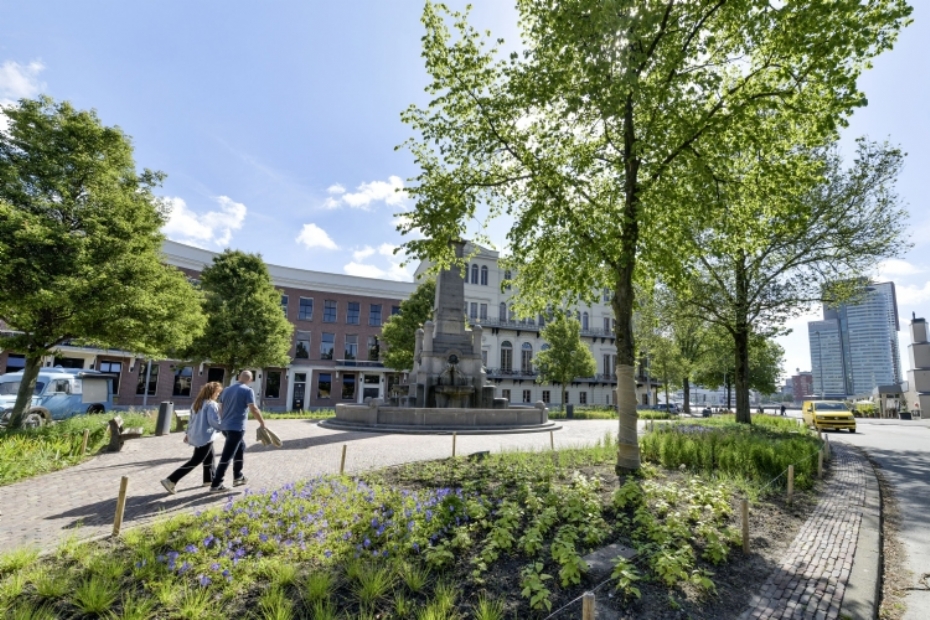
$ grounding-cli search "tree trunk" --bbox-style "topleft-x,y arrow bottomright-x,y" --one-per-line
561,384 -> 566,413
664,380 -> 670,415
683,377 -> 691,413
9,353 -> 43,429
734,253 -> 752,424
726,374 -> 732,410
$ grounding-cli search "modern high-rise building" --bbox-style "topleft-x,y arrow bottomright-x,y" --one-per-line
808,281 -> 900,398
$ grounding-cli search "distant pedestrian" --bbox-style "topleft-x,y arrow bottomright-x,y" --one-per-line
211,370 -> 267,492
780,404 -> 787,416
161,381 -> 222,495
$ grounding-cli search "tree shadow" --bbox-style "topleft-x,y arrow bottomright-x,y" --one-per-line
245,428 -> 379,452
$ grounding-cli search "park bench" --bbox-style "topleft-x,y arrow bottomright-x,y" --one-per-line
107,416 -> 144,452
174,409 -> 191,432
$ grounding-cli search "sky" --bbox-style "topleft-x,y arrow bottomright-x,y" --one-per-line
0,1 -> 927,381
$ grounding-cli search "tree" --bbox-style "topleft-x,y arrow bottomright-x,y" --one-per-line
675,141 -> 906,422
185,250 -> 293,384
534,314 -> 597,412
0,97 -> 205,428
693,327 -> 785,410
399,0 -> 911,470
380,279 -> 435,371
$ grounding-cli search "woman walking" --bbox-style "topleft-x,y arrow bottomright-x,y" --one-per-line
161,381 -> 222,494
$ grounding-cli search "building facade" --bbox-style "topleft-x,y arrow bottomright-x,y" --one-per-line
904,315 -> 930,418
808,281 -> 901,398
791,371 -> 814,404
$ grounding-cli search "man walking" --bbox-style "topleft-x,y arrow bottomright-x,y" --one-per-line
211,370 -> 267,492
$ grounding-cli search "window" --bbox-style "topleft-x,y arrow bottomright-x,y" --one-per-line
603,288 -> 610,303
342,373 -> 356,399
173,366 -> 193,397
541,344 -> 550,351
368,336 -> 380,361
604,317 -> 611,332
299,297 -> 314,321
98,361 -> 122,393
582,312 -> 589,331
504,270 -> 512,290
264,371 -> 281,399
369,304 -> 383,326
5,354 -> 25,373
538,314 -> 546,327
509,305 -> 515,322
345,335 -> 358,360
320,333 -> 335,359
469,302 -> 478,319
481,265 -> 488,286
346,302 -> 360,325
471,264 -> 479,284
295,331 -> 311,359
500,341 -> 513,372
480,303 -> 488,320
542,390 -> 551,404
391,305 -> 401,316
521,343 -> 533,373
54,356 -> 84,368
522,389 -> 532,403
207,367 -> 225,384
579,391 -> 588,405
323,300 -> 337,322
281,295 -> 289,317
136,362 -> 159,396
499,302 -> 507,321
318,373 -> 332,399
481,350 -> 488,366
603,354 -> 612,377
502,389 -> 511,401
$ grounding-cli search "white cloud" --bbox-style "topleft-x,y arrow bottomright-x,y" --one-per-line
323,175 -> 406,210
296,223 -> 338,250
896,281 -> 930,306
343,243 -> 412,281
162,195 -> 246,247
0,60 -> 46,131
876,258 -> 923,278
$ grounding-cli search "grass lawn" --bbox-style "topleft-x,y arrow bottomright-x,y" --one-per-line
0,411 -> 157,487
0,417 -> 825,619
264,409 -> 336,421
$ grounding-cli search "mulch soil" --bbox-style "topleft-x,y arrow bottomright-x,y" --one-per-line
872,458 -> 911,620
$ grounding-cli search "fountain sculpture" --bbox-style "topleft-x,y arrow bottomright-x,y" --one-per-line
323,241 -> 558,434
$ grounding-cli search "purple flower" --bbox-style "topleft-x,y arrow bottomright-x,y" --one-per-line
210,563 -> 221,571
324,550 -> 332,558
185,544 -> 197,554
199,574 -> 211,587
204,535 -> 215,547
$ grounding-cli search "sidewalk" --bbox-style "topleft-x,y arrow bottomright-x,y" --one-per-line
739,443 -> 873,619
0,418 -> 619,553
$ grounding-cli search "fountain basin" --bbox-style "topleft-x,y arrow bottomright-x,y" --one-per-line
321,402 -> 561,435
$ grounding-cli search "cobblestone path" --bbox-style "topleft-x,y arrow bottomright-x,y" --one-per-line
739,443 -> 867,620
0,419 -> 618,553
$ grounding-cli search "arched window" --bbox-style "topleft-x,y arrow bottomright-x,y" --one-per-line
471,264 -> 479,284
480,265 -> 488,286
499,302 -> 507,322
521,342 -> 533,373
500,341 -> 513,372
541,344 -> 550,351
582,312 -> 589,331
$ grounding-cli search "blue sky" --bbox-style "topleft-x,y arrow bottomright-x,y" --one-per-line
1,1 -> 927,379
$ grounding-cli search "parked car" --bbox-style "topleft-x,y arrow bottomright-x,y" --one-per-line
652,403 -> 681,414
801,400 -> 856,433
0,368 -> 116,428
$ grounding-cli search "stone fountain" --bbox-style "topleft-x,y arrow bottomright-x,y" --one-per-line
322,241 -> 558,434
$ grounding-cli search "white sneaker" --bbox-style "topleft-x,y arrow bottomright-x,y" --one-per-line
161,479 -> 176,495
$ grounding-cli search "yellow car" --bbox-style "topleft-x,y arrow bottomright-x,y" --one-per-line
802,400 -> 857,433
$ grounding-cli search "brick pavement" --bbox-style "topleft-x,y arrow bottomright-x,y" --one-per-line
739,443 -> 867,620
0,418 -> 620,553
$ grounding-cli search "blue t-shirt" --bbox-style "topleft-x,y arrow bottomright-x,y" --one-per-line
219,382 -> 256,432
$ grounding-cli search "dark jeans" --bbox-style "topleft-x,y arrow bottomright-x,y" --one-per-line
212,430 -> 245,487
167,443 -> 215,485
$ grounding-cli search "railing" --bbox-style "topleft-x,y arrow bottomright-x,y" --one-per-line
467,317 -> 614,338
335,360 -> 385,368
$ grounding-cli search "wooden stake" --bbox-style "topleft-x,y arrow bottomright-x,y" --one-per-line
80,429 -> 90,455
452,432 -> 457,458
741,499 -> 749,554
549,430 -> 554,450
112,476 -> 129,537
824,435 -> 830,460
787,464 -> 794,505
339,444 -> 347,475
582,591 -> 595,620
818,450 -> 823,479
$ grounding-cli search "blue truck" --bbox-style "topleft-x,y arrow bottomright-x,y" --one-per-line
0,367 -> 116,428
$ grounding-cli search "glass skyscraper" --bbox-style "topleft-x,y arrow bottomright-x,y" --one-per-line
808,281 -> 900,398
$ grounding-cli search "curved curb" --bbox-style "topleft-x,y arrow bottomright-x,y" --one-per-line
841,449 -> 882,620
317,419 -> 563,435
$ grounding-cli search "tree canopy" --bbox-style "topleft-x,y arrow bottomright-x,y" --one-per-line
0,97 -> 205,427
185,250 -> 293,382
380,279 -> 435,371
534,314 -> 597,411
400,0 -> 912,470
